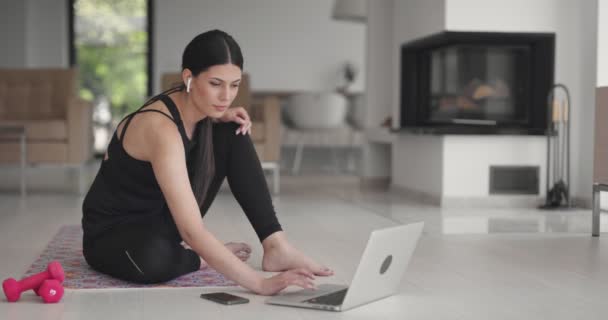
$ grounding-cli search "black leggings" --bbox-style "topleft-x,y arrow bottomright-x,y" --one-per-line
83,123 -> 282,284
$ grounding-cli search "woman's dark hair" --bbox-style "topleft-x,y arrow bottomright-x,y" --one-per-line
143,29 -> 244,207
181,30 -> 244,77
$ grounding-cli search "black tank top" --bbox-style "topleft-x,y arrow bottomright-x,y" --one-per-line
82,95 -> 198,240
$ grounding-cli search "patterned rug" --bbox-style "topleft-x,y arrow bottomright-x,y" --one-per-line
23,225 -> 237,289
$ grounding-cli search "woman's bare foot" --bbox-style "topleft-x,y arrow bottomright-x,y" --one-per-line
261,232 -> 333,276
183,241 -> 252,269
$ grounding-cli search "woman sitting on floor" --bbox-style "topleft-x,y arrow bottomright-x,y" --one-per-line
81,29 -> 333,295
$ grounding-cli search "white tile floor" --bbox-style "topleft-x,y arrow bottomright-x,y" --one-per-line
0,175 -> 607,319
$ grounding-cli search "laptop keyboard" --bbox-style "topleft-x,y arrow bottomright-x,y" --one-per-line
303,289 -> 348,306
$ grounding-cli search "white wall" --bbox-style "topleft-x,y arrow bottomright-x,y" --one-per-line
445,0 -> 560,32
361,0 -> 394,179
154,0 -> 366,93
0,0 -> 68,68
25,0 -> 69,68
599,0 -> 608,87
0,1 -> 28,67
365,0 -> 394,128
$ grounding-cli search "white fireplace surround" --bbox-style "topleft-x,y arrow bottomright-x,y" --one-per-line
392,134 -> 547,207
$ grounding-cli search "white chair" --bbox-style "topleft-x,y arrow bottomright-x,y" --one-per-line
283,92 -> 361,174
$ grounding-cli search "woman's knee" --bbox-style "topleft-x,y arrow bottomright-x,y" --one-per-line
213,122 -> 239,139
123,238 -> 185,283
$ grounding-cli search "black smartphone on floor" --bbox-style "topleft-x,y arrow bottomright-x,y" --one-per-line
200,292 -> 250,305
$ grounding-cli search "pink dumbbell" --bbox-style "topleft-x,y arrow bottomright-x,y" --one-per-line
2,261 -> 65,302
37,280 -> 64,303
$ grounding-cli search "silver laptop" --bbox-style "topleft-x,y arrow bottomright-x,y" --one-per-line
266,222 -> 424,312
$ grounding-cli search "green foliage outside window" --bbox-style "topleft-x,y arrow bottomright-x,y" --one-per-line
75,0 -> 147,117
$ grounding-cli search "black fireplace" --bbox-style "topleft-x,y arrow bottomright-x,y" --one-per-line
400,31 -> 554,134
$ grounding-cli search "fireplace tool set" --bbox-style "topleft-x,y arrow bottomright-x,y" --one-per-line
540,84 -> 571,209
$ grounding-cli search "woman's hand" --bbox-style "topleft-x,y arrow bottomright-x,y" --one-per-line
256,268 -> 317,296
219,106 -> 252,135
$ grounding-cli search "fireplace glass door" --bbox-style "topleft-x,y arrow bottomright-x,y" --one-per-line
426,45 -> 531,125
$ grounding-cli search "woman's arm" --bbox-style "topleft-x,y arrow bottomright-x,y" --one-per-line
146,120 -> 314,295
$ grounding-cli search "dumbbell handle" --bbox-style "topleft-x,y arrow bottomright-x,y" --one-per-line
15,261 -> 63,292
18,272 -> 53,291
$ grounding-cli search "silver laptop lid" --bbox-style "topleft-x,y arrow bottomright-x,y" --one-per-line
341,222 -> 424,311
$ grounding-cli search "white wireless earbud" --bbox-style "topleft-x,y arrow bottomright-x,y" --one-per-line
186,77 -> 192,93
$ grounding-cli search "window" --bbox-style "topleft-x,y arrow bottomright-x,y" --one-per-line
69,0 -> 153,155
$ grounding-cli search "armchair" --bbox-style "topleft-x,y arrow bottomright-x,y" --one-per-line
0,68 -> 93,193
